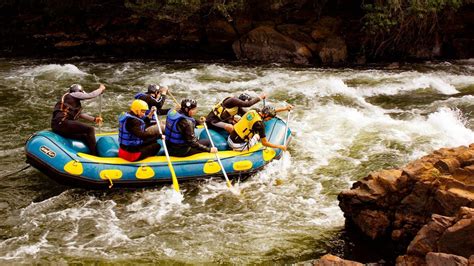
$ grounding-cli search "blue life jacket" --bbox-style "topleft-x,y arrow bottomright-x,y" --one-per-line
165,109 -> 196,145
118,112 -> 145,147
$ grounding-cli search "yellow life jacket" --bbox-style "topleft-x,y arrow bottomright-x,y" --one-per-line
234,110 -> 262,140
212,97 -> 239,121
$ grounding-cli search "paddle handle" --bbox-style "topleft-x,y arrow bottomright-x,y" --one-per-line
154,111 -> 180,193
203,122 -> 232,188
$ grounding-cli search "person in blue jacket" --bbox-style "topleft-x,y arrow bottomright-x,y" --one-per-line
165,99 -> 218,157
118,99 -> 162,162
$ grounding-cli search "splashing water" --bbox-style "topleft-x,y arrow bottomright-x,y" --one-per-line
0,58 -> 473,263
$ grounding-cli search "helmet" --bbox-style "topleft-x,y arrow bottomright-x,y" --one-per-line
69,84 -> 84,93
238,93 -> 251,101
147,84 -> 159,94
181,98 -> 197,111
130,99 -> 149,115
261,106 -> 276,118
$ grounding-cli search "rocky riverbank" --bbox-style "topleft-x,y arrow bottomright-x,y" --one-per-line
337,144 -> 474,264
0,1 -> 472,64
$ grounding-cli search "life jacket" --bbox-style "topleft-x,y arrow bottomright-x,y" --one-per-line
212,97 -> 239,121
134,92 -> 147,100
233,110 -> 262,141
165,109 -> 196,145
52,93 -> 82,125
118,112 -> 145,147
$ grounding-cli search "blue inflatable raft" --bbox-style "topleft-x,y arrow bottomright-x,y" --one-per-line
25,118 -> 291,188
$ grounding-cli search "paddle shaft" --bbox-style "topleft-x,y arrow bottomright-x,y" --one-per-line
283,110 -> 291,147
203,122 -> 232,188
154,111 -> 180,193
167,90 -> 180,106
98,94 -> 102,133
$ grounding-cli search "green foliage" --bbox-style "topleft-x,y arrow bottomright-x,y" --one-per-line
361,0 -> 467,57
124,0 -> 202,20
124,0 -> 246,21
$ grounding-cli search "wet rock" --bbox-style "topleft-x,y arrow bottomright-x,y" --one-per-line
395,255 -> 426,266
318,37 -> 347,64
54,40 -> 83,48
425,252 -> 468,266
313,254 -> 363,266
339,144 -> 474,265
232,26 -> 312,65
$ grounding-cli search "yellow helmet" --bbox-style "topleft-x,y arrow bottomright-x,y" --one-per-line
130,99 -> 149,115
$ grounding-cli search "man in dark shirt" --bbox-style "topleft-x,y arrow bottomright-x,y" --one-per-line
165,99 -> 218,157
118,99 -> 162,162
135,84 -> 171,116
206,92 -> 266,133
228,104 -> 293,151
51,84 -> 105,155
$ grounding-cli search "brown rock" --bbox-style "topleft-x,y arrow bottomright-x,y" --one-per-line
425,252 -> 469,266
318,37 -> 347,64
206,19 -> 240,45
438,211 -> 474,258
406,214 -> 455,256
54,40 -> 83,48
395,255 -> 426,266
434,158 -> 461,174
313,254 -> 363,266
353,209 -> 390,239
232,26 -> 312,64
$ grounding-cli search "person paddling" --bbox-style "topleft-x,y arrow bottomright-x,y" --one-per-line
227,104 -> 293,151
206,93 -> 266,133
51,84 -> 105,155
165,99 -> 218,157
134,84 -> 171,116
118,99 -> 162,162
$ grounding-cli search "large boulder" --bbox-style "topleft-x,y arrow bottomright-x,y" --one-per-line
232,26 -> 312,65
339,144 -> 474,243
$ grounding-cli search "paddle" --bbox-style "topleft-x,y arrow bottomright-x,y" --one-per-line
203,122 -> 232,188
283,110 -> 291,148
275,109 -> 291,186
167,90 -> 180,106
154,110 -> 180,193
98,93 -> 102,133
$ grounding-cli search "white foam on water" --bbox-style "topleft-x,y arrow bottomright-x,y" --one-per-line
4,60 -> 474,262
0,232 -> 51,260
125,187 -> 187,225
17,64 -> 88,78
425,107 -> 474,148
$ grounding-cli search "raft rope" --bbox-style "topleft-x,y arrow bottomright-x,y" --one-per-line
0,164 -> 31,179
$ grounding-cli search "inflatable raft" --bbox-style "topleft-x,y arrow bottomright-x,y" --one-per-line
25,118 -> 291,188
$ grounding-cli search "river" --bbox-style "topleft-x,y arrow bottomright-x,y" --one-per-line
0,58 -> 473,264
